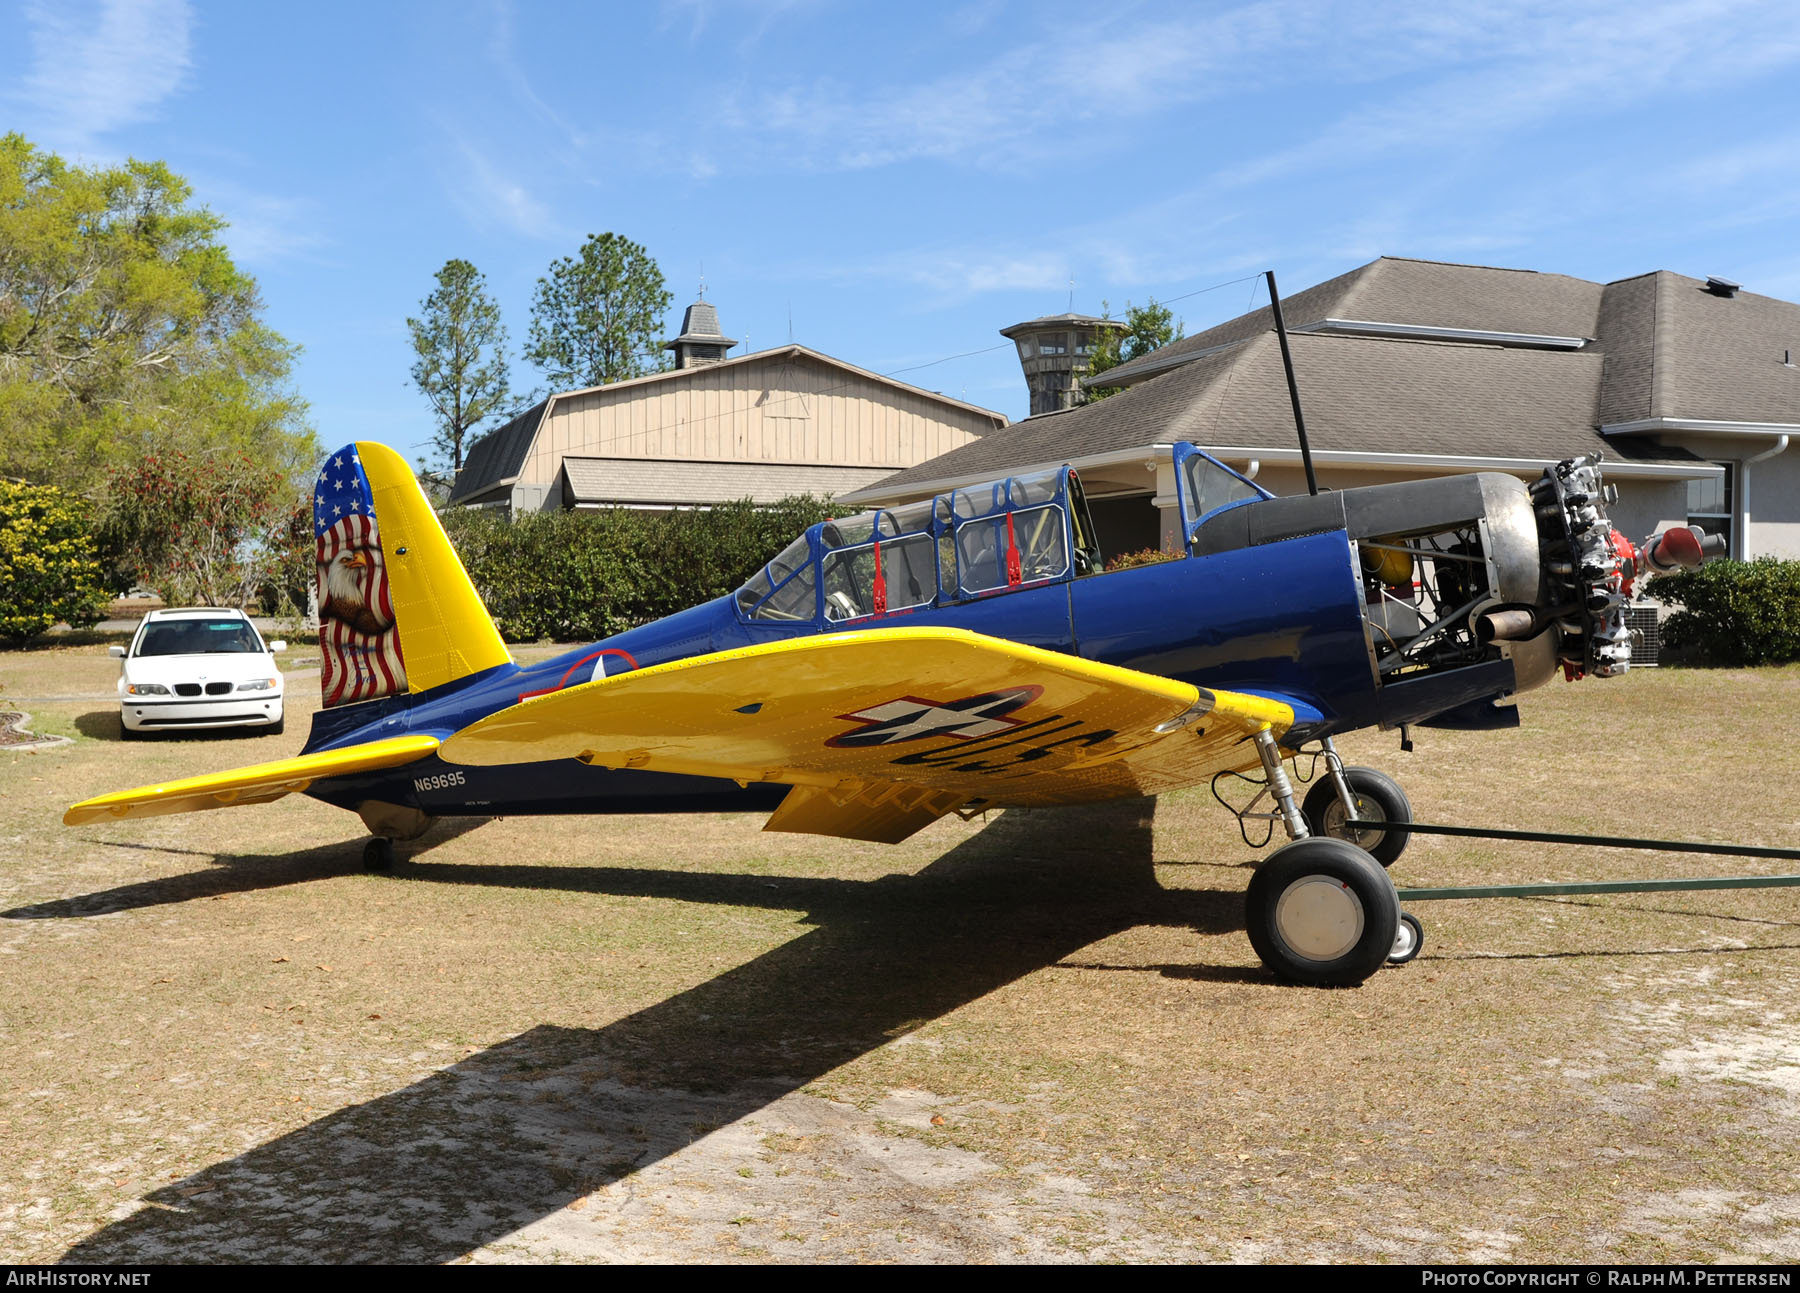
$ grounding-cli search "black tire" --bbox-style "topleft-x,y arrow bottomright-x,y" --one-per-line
1388,910 -> 1424,965
265,714 -> 285,736
363,837 -> 395,872
1301,765 -> 1412,867
1246,836 -> 1400,987
119,719 -> 141,741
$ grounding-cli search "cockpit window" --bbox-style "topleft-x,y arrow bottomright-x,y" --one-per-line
820,504 -> 938,621
955,505 -> 1069,594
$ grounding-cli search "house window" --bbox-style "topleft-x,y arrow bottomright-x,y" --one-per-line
1037,333 -> 1068,356
1687,466 -> 1733,556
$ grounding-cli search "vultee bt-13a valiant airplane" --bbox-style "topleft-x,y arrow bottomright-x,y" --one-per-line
66,440 -> 1716,986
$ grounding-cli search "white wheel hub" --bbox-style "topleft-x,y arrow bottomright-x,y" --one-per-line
1389,918 -> 1419,962
1273,876 -> 1365,962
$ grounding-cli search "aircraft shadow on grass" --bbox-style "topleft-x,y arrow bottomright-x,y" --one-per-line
45,800 -> 1259,1263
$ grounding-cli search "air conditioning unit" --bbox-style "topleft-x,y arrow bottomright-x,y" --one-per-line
1625,606 -> 1662,667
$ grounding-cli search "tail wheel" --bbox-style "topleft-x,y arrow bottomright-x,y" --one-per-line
1246,836 -> 1400,987
363,837 -> 395,872
1388,910 -> 1424,965
1301,766 -> 1412,867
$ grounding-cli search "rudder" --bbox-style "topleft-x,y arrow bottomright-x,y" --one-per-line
313,441 -> 510,708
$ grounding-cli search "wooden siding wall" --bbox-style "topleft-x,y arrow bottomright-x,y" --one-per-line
518,354 -> 996,488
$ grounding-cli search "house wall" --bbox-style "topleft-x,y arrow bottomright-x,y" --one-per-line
1745,446 -> 1800,557
1630,434 -> 1800,560
515,353 -> 996,497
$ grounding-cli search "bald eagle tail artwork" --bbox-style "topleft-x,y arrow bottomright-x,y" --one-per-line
309,442 -> 512,725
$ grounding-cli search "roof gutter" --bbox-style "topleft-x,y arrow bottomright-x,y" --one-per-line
1601,417 -> 1800,439
1188,445 -> 1722,480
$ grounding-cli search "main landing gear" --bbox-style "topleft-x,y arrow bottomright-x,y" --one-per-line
363,837 -> 395,872
1241,730 -> 1423,985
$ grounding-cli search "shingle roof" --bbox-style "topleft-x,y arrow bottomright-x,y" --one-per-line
999,313 -> 1125,339
1096,257 -> 1604,388
449,399 -> 549,504
852,327 -> 1703,501
666,300 -> 735,347
1642,272 -> 1800,424
559,457 -> 890,506
854,257 -> 1787,504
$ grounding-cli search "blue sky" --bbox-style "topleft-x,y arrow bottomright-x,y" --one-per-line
7,0 -> 1800,461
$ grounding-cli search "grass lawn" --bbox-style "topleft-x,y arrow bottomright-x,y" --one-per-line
2,641 -> 1798,1263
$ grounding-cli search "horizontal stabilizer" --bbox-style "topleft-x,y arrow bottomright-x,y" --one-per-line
64,735 -> 441,825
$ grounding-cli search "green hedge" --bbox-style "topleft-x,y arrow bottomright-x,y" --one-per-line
439,497 -> 838,642
1652,557 -> 1800,666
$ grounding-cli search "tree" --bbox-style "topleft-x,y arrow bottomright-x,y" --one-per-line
0,481 -> 106,643
100,447 -> 300,609
525,233 -> 672,390
0,134 -> 314,492
1084,299 -> 1184,402
407,259 -> 511,476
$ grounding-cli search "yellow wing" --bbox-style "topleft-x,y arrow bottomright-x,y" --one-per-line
440,627 -> 1292,842
63,734 -> 441,826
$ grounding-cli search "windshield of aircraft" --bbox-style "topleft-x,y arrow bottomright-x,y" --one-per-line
1180,451 -> 1270,531
952,468 -> 1069,595
734,533 -> 817,621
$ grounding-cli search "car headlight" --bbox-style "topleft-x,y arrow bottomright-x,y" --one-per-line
125,682 -> 170,696
236,678 -> 280,692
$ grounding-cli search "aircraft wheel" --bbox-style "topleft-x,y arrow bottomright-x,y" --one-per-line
1388,910 -> 1424,965
1246,836 -> 1400,987
363,837 -> 395,872
1302,766 -> 1412,867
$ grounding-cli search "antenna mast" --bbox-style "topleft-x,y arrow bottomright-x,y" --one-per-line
1265,270 -> 1318,496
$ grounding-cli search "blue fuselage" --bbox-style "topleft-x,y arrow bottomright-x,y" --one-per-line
299,514 -> 1515,823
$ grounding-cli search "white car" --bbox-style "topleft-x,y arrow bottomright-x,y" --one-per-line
113,608 -> 288,738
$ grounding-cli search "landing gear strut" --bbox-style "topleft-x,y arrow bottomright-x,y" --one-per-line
1238,730 -> 1420,983
1303,744 -> 1413,867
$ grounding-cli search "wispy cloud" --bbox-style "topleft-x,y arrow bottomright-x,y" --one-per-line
15,0 -> 193,153
441,135 -> 565,241
203,181 -> 331,267
1216,1 -> 1800,189
706,0 -> 1800,180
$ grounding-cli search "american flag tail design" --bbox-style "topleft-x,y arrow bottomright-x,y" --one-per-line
313,447 -> 407,707
309,441 -> 512,716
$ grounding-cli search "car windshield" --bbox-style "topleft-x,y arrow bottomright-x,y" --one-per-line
135,619 -> 264,656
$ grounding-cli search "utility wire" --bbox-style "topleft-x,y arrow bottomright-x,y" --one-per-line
458,270 -> 1273,469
